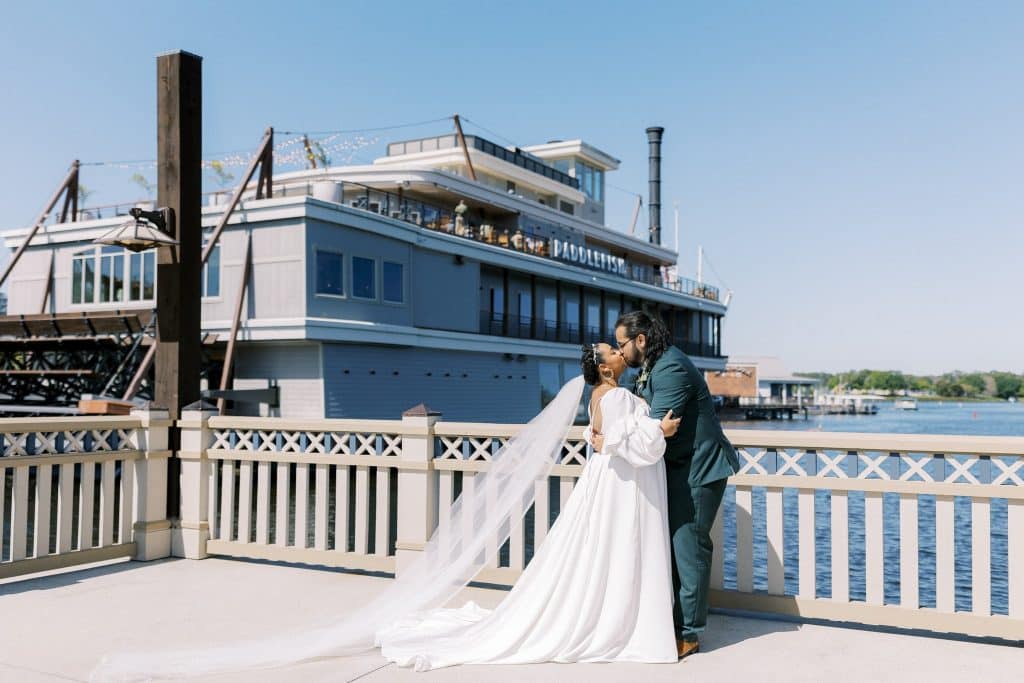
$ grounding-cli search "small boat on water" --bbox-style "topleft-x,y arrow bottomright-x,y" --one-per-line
815,393 -> 883,415
894,397 -> 919,411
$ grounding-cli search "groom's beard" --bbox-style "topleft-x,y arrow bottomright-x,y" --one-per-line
625,350 -> 645,369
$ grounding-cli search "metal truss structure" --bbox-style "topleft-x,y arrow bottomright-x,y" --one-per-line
0,310 -> 157,414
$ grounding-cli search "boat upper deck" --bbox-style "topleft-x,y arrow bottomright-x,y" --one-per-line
2,186 -> 722,310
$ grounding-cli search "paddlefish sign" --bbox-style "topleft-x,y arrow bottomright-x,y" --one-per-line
551,240 -> 627,276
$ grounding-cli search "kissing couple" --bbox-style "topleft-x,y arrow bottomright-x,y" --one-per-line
92,311 -> 739,680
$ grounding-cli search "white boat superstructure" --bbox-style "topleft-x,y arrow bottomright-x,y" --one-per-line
816,393 -> 885,415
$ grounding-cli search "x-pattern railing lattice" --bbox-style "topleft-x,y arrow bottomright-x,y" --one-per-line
733,445 -> 1022,486
211,428 -> 399,457
561,440 -> 588,466
1,427 -> 140,457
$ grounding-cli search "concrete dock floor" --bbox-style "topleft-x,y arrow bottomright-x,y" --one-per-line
1,558 -> 1019,682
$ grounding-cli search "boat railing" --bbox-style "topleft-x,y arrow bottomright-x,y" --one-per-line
278,179 -> 721,303
477,311 -> 606,346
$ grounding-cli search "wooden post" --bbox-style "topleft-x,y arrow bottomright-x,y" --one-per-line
302,135 -> 317,169
201,128 -> 272,264
122,342 -> 157,401
0,160 -> 79,289
453,114 -> 477,181
258,128 -> 273,200
59,165 -> 79,223
155,50 -> 202,420
217,232 -> 252,415
39,251 -> 54,314
156,51 -> 203,522
628,194 -> 642,236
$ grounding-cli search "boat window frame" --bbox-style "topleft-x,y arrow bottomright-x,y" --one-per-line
313,246 -> 347,299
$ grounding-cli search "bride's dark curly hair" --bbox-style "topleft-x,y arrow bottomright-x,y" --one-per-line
580,344 -> 604,386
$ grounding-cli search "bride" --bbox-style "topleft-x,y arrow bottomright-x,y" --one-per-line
92,343 -> 682,680
377,342 -> 682,670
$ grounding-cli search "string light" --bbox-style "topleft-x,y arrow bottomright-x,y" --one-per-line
275,115 -> 451,137
78,132 -> 379,198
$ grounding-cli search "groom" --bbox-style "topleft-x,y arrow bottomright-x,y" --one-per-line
591,310 -> 738,660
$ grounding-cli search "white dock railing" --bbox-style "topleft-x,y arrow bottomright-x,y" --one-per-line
180,411 -> 410,573
177,410 -> 1024,639
431,421 -> 590,585
0,412 -> 172,579
717,430 -> 1024,639
6,408 -> 1021,641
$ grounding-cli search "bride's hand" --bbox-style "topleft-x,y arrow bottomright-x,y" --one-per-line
589,430 -> 604,453
660,409 -> 681,438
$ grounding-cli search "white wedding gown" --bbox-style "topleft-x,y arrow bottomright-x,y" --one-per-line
377,387 -> 677,670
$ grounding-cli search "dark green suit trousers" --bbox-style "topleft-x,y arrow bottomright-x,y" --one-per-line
666,462 -> 726,641
637,346 -> 736,641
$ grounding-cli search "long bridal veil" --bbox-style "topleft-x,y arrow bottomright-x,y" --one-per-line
92,375 -> 586,681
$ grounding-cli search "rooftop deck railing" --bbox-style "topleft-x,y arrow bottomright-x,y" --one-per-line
277,180 -> 721,303
8,411 -> 1018,640
386,133 -> 580,190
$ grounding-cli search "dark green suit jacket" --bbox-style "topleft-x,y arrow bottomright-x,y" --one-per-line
636,345 -> 739,487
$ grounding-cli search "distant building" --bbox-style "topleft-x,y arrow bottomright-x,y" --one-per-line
707,355 -> 819,406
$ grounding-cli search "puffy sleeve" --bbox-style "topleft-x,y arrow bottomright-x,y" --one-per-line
599,388 -> 666,467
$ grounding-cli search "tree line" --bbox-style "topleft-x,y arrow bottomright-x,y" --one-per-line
794,370 -> 1024,399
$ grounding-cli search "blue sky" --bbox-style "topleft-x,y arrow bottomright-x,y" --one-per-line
1,1 -> 1020,374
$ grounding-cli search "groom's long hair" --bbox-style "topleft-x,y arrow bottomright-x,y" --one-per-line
616,311 -> 672,367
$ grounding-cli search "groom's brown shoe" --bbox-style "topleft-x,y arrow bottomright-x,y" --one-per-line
676,638 -> 700,660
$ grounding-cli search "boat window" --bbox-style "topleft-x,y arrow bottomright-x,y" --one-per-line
539,361 -> 561,408
586,301 -> 601,338
315,249 -> 344,297
383,261 -> 404,304
489,286 -> 504,316
605,304 -> 620,336
71,245 -> 156,305
542,296 -> 557,324
352,256 -> 376,300
202,244 -> 221,298
517,291 -> 532,321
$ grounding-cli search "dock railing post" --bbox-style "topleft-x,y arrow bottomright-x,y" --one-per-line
173,407 -> 217,559
394,404 -> 441,575
130,408 -> 173,560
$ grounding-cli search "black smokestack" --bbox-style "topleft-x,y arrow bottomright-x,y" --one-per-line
646,126 -> 664,245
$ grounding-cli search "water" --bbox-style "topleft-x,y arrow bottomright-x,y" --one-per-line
718,401 -> 1022,614
723,400 -> 1024,437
